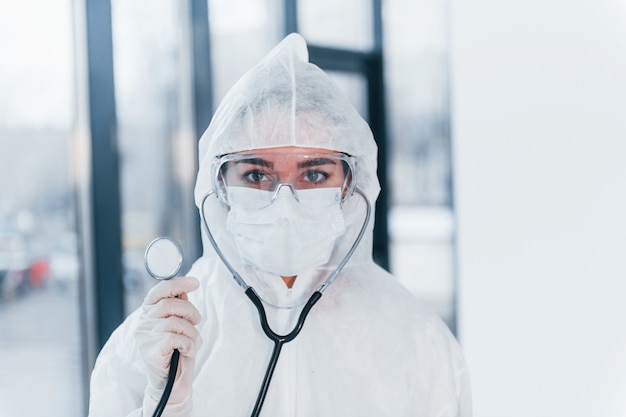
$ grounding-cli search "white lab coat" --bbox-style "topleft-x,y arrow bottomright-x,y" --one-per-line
89,255 -> 471,417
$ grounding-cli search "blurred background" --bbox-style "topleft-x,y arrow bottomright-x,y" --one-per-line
0,0 -> 624,416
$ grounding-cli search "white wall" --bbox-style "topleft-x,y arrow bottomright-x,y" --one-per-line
450,1 -> 626,416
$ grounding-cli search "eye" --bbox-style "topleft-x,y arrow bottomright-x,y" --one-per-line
303,170 -> 328,184
242,170 -> 268,184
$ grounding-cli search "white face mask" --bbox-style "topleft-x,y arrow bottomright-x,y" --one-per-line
226,187 -> 346,277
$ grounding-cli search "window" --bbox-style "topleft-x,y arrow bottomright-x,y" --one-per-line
0,0 -> 83,414
111,0 -> 200,313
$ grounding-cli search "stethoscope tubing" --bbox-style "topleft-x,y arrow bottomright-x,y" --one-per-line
245,288 -> 323,417
200,188 -> 371,295
150,188 -> 370,417
151,349 -> 180,417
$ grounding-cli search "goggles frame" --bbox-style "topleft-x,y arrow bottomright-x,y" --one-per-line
211,151 -> 358,209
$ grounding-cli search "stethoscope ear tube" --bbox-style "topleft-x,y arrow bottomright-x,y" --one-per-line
201,190 -> 250,290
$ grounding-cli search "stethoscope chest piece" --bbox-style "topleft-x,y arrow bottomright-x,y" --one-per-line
144,237 -> 184,280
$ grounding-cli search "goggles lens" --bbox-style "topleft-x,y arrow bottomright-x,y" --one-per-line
212,152 -> 356,209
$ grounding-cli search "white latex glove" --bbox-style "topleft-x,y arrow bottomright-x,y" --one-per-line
135,276 -> 202,416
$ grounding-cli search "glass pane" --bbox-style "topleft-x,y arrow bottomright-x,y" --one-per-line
0,0 -> 83,415
111,0 -> 198,313
298,0 -> 374,50
209,0 -> 284,104
383,0 -> 455,327
384,0 -> 450,206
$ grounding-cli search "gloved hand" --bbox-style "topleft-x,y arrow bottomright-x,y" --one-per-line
135,276 -> 202,416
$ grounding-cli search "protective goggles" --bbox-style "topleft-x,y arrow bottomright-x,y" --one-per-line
212,152 -> 357,209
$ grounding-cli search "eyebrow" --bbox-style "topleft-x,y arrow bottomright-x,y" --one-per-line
234,158 -> 274,169
234,157 -> 338,170
297,158 -> 338,169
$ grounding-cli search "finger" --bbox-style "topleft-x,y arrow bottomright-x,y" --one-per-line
144,276 -> 200,305
146,297 -> 202,325
159,316 -> 201,343
156,324 -> 202,357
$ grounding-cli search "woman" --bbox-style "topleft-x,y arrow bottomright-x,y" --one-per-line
89,33 -> 471,417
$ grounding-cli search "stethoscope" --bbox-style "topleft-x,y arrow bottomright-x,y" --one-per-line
144,188 -> 371,417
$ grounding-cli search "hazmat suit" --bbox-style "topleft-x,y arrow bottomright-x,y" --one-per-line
88,33 -> 472,417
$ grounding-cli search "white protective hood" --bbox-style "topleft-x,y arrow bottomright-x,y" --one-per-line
193,32 -> 380,307
89,33 -> 471,417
